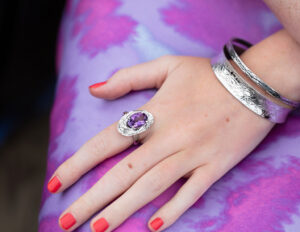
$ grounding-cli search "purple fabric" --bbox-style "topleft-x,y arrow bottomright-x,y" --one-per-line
39,0 -> 300,231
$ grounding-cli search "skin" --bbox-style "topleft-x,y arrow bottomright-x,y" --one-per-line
48,4 -> 300,231
263,0 -> 300,44
52,55 -> 275,232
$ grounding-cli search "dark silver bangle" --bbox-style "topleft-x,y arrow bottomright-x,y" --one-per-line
225,38 -> 300,108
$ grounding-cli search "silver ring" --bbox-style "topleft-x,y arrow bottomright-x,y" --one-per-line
117,110 -> 154,145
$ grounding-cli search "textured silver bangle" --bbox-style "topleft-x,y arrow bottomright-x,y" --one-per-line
226,38 -> 300,108
210,45 -> 293,123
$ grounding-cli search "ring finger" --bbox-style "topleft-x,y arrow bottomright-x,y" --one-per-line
89,149 -> 203,232
58,128 -> 179,231
47,104 -> 155,194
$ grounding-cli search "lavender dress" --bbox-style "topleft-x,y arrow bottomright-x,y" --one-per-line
38,0 -> 300,231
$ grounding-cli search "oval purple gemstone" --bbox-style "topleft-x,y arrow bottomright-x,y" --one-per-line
127,112 -> 148,130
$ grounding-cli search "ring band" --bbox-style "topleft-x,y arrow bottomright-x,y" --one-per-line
132,134 -> 139,145
117,110 -> 154,145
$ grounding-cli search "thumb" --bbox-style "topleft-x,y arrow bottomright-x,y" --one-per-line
88,55 -> 178,100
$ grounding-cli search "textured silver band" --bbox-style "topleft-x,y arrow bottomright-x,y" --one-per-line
132,134 -> 140,145
210,46 -> 292,123
226,38 -> 300,108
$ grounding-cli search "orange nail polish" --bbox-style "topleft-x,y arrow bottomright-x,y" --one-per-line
47,176 -> 61,193
93,217 -> 109,232
60,213 -> 76,230
150,217 -> 164,231
89,81 -> 107,89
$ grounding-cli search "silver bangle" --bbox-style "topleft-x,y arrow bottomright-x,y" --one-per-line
226,38 -> 300,108
210,45 -> 293,123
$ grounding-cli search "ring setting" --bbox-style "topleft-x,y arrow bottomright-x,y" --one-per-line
117,110 -> 154,145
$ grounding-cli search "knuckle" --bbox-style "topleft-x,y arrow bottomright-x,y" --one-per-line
189,188 -> 203,205
117,67 -> 130,78
89,133 -> 108,158
195,166 -> 216,188
158,54 -> 184,75
57,158 -> 78,178
78,195 -> 95,214
189,188 -> 201,203
111,167 -> 131,191
147,172 -> 165,193
147,162 -> 177,193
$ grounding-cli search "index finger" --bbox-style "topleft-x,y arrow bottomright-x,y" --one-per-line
47,120 -> 132,193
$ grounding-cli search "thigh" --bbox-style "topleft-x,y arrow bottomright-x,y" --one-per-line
39,0 -> 300,231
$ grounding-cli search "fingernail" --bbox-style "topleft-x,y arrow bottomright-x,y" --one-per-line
89,81 -> 107,89
47,176 -> 61,193
60,213 -> 76,230
150,217 -> 164,231
93,217 -> 109,232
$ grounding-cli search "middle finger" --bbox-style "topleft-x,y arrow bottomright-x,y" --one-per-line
90,148 -> 197,232
58,130 -> 179,231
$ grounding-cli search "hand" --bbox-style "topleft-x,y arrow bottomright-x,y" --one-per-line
47,55 -> 275,231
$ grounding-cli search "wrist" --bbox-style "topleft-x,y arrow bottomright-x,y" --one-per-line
238,29 -> 300,103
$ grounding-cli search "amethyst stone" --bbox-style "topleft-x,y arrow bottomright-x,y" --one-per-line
127,112 -> 148,130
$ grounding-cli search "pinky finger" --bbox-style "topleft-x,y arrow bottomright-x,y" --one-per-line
147,164 -> 217,232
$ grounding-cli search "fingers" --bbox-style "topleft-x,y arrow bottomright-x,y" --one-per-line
47,120 -> 132,193
147,164 -> 217,231
57,132 -> 178,231
88,55 -> 182,100
47,98 -> 160,194
89,150 -> 200,232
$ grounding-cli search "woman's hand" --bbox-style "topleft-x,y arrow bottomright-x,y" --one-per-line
47,55 -> 275,232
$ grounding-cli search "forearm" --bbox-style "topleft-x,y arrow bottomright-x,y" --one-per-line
263,0 -> 300,45
235,29 -> 300,103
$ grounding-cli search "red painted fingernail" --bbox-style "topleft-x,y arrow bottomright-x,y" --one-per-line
60,213 -> 76,230
93,217 -> 109,232
89,81 -> 107,89
150,217 -> 164,231
47,176 -> 61,193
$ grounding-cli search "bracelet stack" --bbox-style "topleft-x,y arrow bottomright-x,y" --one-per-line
210,38 -> 300,123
